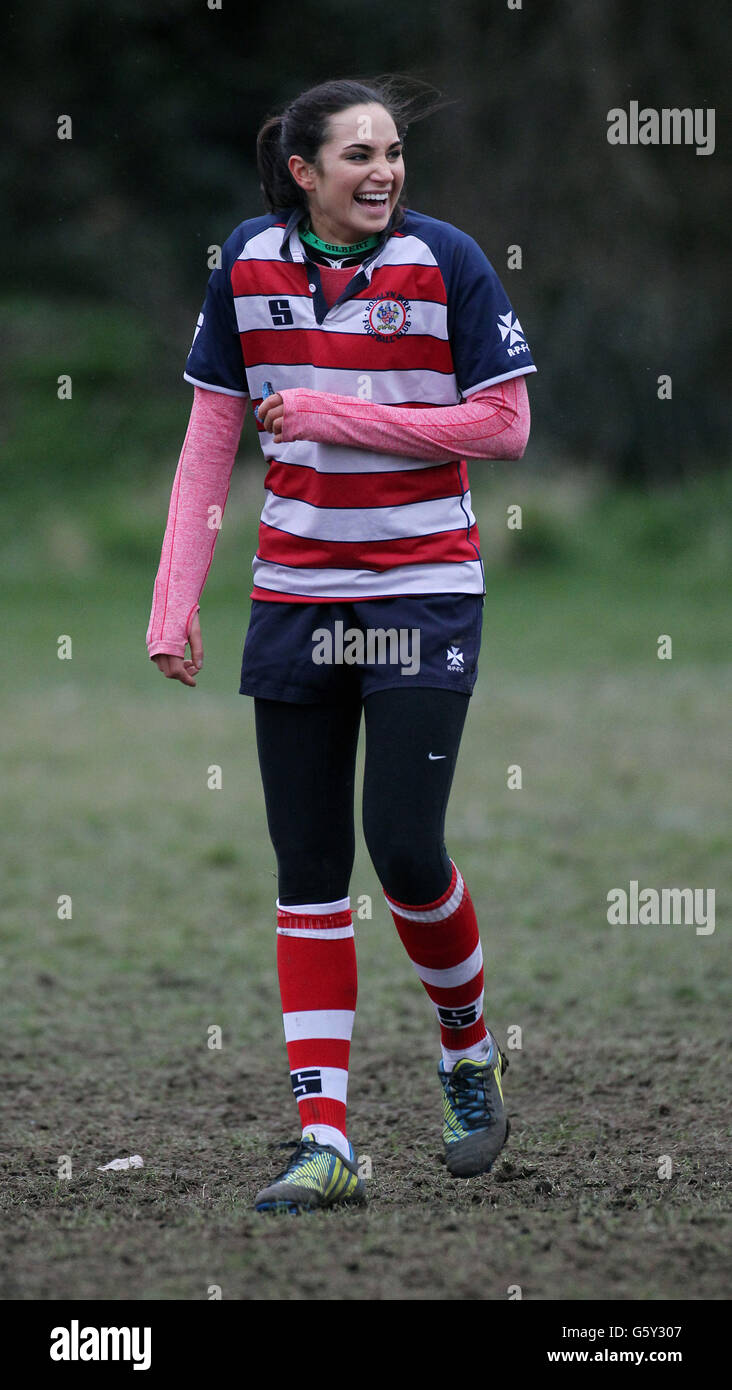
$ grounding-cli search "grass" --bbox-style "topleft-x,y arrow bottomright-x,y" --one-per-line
1,321 -> 730,1296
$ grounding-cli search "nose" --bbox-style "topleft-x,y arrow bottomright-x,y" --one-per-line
372,156 -> 397,182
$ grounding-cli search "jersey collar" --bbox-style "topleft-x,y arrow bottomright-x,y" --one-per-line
277,205 -> 396,281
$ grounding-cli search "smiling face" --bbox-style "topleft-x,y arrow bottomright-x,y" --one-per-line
287,102 -> 405,245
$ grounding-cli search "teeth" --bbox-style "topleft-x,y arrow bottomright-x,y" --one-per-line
355,193 -> 388,202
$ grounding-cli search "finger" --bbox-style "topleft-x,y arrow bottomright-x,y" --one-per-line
189,630 -> 204,669
258,394 -> 283,430
167,658 -> 197,687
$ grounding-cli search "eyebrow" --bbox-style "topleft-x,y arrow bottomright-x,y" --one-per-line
342,140 -> 403,151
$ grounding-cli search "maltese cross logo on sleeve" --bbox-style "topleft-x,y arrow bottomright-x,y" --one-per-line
497,311 -> 529,358
446,646 -> 464,671
497,311 -> 526,347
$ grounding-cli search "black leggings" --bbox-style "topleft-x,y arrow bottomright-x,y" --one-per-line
253,687 -> 470,906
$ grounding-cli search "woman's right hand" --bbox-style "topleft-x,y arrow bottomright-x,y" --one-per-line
152,611 -> 204,687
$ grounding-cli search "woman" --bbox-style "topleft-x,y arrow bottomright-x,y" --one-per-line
146,76 -> 535,1213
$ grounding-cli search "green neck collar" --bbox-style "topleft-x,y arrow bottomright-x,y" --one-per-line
299,220 -> 382,257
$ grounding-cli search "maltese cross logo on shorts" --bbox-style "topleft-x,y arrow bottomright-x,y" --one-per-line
446,645 -> 464,671
497,311 -> 526,348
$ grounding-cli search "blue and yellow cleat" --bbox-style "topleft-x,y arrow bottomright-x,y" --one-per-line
439,1044 -> 510,1177
254,1135 -> 367,1213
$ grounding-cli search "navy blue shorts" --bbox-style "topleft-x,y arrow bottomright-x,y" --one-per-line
239,593 -> 484,704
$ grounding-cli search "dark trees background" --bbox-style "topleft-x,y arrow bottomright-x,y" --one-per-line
3,0 -> 729,484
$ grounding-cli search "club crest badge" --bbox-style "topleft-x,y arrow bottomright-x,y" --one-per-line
363,292 -> 412,341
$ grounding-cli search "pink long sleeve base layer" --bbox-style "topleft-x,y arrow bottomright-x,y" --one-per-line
280,374 -> 529,463
146,387 -> 247,658
146,377 -> 530,658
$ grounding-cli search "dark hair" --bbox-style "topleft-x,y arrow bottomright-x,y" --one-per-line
256,74 -> 455,228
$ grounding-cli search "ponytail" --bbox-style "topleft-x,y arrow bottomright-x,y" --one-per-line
256,114 -> 305,214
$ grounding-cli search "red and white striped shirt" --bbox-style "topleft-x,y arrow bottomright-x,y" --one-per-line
183,205 -> 536,603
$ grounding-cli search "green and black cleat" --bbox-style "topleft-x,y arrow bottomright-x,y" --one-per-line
438,1044 -> 510,1177
254,1135 -> 367,1213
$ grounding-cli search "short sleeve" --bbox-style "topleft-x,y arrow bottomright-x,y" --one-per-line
183,246 -> 249,398
448,235 -> 536,398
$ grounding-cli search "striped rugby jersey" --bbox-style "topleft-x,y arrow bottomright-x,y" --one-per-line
184,205 -> 536,602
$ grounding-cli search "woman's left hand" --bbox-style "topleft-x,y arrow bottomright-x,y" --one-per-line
256,392 -> 285,442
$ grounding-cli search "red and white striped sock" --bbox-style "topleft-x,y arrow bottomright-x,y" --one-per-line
383,862 -> 494,1071
276,896 -> 356,1160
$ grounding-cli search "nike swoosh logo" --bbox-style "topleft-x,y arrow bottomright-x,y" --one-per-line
428,753 -> 447,760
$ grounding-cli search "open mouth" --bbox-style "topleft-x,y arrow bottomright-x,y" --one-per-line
353,192 -> 389,208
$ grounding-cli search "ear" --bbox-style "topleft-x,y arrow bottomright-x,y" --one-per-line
288,154 -> 316,193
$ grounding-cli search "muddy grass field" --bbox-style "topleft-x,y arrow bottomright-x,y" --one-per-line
2,476 -> 730,1301
3,1023 -> 728,1302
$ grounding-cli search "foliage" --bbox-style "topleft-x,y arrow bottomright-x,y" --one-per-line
3,1 -> 729,481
